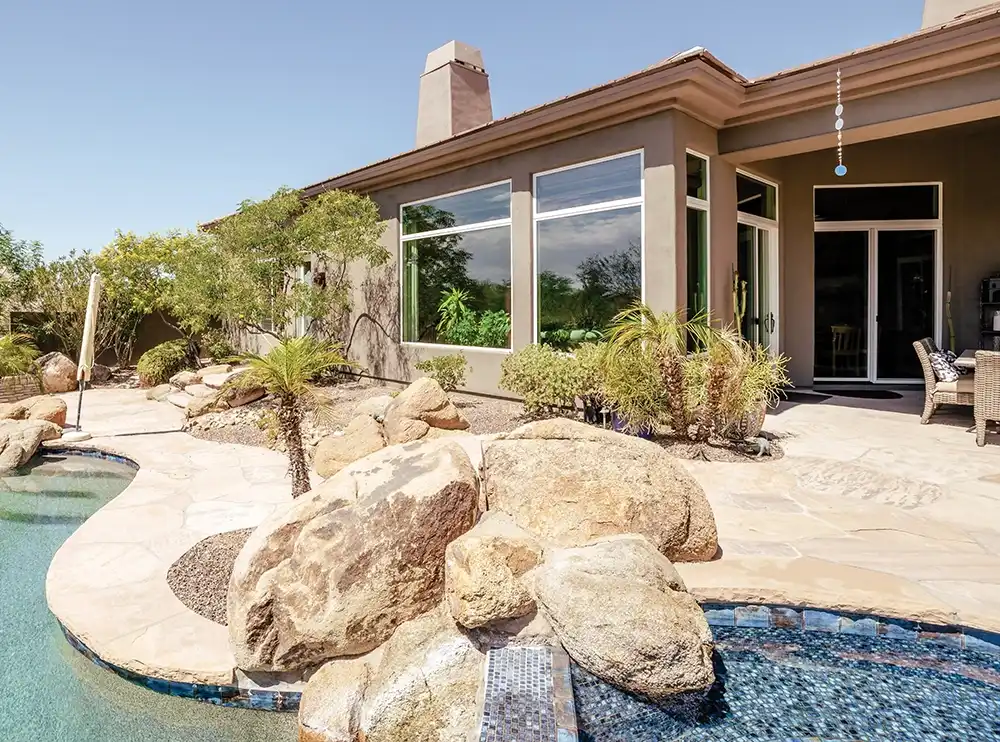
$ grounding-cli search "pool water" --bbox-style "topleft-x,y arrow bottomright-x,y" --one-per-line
0,453 -> 296,742
572,626 -> 1000,741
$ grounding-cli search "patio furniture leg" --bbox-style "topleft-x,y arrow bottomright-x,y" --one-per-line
920,396 -> 936,424
976,419 -> 986,447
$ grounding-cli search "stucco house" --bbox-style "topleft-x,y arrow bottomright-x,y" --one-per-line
250,0 -> 1000,394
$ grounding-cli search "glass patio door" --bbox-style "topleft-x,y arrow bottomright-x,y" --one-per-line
736,221 -> 777,351
814,231 -> 870,380
875,229 -> 936,380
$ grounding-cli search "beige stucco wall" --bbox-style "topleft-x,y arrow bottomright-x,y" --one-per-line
346,112 -> 684,395
753,119 -> 1000,386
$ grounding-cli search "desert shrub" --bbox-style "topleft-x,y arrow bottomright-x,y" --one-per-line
0,333 -> 40,377
200,328 -> 236,361
599,343 -> 666,434
137,339 -> 191,386
499,343 -> 596,416
415,353 -> 468,392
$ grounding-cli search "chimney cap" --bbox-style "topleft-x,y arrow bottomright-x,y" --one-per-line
423,40 -> 486,75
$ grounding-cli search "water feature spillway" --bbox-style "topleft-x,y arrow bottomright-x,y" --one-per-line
0,453 -> 295,742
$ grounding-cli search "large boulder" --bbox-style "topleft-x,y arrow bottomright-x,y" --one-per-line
299,609 -> 483,742
445,512 -> 542,629
355,394 -> 393,422
381,378 -> 469,445
532,535 -> 715,701
0,395 -> 68,427
91,363 -> 112,383
169,370 -> 201,388
145,383 -> 174,401
228,439 -> 480,672
0,419 -> 63,474
483,419 -> 718,562
314,414 -> 387,479
37,352 -> 77,394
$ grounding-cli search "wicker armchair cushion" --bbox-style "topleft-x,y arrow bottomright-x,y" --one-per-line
936,374 -> 975,393
943,350 -> 971,375
928,350 -> 960,382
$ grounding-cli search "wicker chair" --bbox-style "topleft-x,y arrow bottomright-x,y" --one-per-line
913,339 -> 975,424
975,351 -> 1000,446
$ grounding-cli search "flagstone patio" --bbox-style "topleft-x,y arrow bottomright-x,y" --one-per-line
41,388 -> 1000,688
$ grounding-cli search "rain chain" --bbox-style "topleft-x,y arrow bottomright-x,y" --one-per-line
835,68 -> 847,177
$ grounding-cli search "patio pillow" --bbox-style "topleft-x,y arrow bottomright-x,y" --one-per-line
943,350 -> 970,376
928,350 -> 960,383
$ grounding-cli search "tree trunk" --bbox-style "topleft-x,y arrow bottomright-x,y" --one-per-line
658,349 -> 691,440
277,393 -> 311,497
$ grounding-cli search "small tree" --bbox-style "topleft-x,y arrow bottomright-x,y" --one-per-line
211,188 -> 388,341
0,223 -> 43,323
30,250 -> 144,363
242,337 -> 355,496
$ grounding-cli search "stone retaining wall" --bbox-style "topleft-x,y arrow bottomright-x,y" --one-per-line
0,374 -> 42,404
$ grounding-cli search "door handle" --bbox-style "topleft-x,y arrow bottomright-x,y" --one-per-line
767,313 -> 776,333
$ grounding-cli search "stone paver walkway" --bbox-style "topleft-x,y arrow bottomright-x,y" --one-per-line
45,389 -> 294,684
676,392 -> 1000,633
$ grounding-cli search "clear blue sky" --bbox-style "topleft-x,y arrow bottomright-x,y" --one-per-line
1,0 -> 923,259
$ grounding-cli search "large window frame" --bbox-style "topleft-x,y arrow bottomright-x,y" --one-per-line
398,179 -> 514,352
685,149 -> 711,319
531,149 -> 646,344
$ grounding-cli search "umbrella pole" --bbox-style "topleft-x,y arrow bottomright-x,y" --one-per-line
76,380 -> 87,431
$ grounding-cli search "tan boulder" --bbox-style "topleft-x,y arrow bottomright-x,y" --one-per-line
228,439 -> 480,672
532,535 -> 715,701
381,378 -> 469,445
185,394 -> 218,418
184,383 -> 217,399
483,418 -> 718,562
298,609 -> 483,742
0,419 -> 63,474
313,415 -> 386,479
199,363 -> 232,376
217,385 -> 265,409
354,394 -> 393,421
38,352 -> 77,394
0,395 -> 68,427
169,370 -> 201,387
445,512 -> 542,629
145,383 -> 174,401
299,653 -> 376,742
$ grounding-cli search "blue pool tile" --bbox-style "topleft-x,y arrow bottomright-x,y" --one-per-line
964,629 -> 1000,656
877,618 -> 919,642
769,607 -> 804,630
839,616 -> 878,636
918,629 -> 965,650
735,605 -> 771,628
802,610 -> 841,633
702,606 -> 735,627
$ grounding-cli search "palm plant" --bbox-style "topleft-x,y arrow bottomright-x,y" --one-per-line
241,337 -> 356,497
0,333 -> 40,377
605,304 -> 695,438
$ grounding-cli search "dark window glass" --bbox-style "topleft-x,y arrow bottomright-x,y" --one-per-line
402,183 -> 510,235
686,208 -> 708,320
686,154 -> 708,200
813,231 -> 869,378
401,226 -> 511,347
536,154 -> 641,213
814,185 -> 939,222
737,174 -> 777,220
536,206 -> 641,347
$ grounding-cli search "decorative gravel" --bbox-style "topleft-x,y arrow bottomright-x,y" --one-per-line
166,528 -> 252,625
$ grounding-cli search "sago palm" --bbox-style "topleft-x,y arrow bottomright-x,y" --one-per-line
0,333 -> 40,376
241,337 -> 355,497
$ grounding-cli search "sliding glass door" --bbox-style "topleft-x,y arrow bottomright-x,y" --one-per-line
737,221 -> 777,350
814,231 -> 869,380
875,230 -> 935,380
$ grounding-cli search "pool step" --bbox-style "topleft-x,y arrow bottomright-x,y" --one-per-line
478,646 -> 577,742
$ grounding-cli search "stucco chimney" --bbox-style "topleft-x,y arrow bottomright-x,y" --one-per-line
922,0 -> 998,27
416,41 -> 492,148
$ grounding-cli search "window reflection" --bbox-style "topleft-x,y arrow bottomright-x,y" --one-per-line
402,183 -> 510,234
535,154 -> 641,213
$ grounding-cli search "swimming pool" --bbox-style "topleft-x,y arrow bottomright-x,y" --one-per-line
572,618 -> 1000,741
0,452 -> 295,742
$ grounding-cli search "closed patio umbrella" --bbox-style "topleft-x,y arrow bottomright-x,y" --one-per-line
65,273 -> 101,441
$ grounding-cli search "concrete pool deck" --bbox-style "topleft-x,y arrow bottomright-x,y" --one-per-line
43,388 -> 1000,688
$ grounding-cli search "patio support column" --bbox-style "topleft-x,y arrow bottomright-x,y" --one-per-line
642,113 -> 680,313
710,158 -> 738,328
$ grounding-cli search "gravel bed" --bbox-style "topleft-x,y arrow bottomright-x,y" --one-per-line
166,528 -> 252,625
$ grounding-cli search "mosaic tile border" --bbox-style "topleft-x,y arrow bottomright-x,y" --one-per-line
59,624 -> 300,710
41,445 -> 140,470
701,603 -> 1000,655
478,646 -> 578,742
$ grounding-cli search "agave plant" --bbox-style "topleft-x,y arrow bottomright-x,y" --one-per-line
241,337 -> 356,496
0,333 -> 40,377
